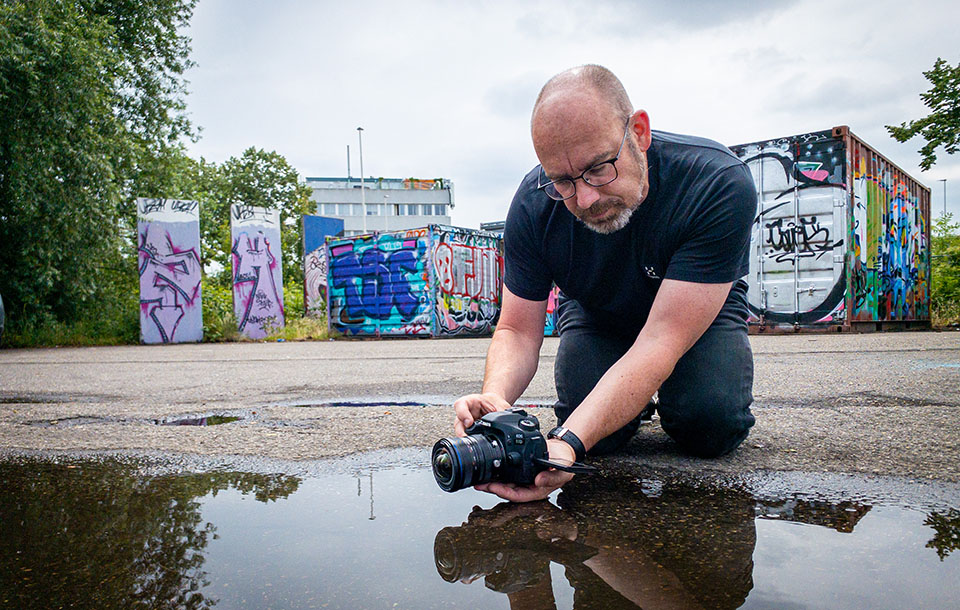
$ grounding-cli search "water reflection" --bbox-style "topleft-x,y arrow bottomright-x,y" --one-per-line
0,460 -> 300,610
1,457 -> 957,609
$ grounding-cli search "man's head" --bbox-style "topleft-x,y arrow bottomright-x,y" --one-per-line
531,65 -> 651,234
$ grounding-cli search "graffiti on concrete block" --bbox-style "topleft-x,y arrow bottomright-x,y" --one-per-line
231,205 -> 284,339
544,285 -> 561,336
137,199 -> 203,344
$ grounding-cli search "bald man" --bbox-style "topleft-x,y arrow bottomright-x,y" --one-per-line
454,65 -> 757,502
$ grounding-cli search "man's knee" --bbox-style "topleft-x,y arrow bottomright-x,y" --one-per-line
659,401 -> 755,458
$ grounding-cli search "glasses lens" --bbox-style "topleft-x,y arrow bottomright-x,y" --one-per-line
583,162 -> 618,187
545,180 -> 575,201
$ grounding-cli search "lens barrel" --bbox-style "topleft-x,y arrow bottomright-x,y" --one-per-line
432,434 -> 503,492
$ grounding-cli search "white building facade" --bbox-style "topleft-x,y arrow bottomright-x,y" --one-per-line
306,176 -> 454,236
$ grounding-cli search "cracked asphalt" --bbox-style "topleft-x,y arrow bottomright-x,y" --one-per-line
1,331 -> 958,481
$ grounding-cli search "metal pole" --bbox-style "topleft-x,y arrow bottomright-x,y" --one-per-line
940,179 -> 947,217
358,127 -> 366,234
347,145 -> 351,178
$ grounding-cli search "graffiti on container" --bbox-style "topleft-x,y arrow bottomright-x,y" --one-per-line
136,199 -> 202,344
433,230 -> 502,336
328,234 -> 431,335
763,214 -> 841,264
734,137 -> 847,325
850,153 -> 928,322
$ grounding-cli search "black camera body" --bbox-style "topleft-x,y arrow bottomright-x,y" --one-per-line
432,408 -> 548,492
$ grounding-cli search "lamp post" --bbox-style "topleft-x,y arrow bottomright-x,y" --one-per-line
939,178 -> 947,218
358,127 -> 366,234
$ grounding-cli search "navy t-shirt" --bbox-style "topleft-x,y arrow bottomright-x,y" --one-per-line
503,130 -> 757,335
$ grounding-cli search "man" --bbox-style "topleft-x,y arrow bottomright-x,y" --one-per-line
454,65 -> 757,502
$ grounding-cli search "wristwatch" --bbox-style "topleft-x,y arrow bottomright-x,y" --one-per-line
547,426 -> 586,463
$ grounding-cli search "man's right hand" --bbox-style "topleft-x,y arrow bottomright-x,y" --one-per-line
453,392 -> 512,436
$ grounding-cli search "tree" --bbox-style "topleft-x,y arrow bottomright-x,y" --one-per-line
886,57 -> 960,171
0,0 -> 196,332
931,213 -> 960,326
204,147 -> 314,294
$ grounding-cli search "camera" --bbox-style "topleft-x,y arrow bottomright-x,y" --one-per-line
432,408 -> 548,492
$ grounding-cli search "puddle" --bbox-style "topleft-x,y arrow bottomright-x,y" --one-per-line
1,455 -> 957,609
157,415 -> 243,426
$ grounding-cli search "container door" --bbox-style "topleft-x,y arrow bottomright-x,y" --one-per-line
739,135 -> 848,326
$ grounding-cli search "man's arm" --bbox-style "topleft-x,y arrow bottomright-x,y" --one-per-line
481,278 -> 733,502
453,285 -> 547,436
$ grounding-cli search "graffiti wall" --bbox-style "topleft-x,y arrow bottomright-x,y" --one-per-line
327,225 -> 502,337
230,205 -> 284,339
303,215 -> 344,316
731,127 -> 930,328
432,226 -> 502,336
137,198 -> 203,344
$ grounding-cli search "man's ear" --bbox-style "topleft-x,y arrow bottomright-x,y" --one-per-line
631,109 -> 652,152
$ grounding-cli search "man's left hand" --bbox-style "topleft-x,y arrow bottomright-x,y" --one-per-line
475,439 -> 577,503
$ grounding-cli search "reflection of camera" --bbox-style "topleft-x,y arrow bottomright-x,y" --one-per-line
432,409 -> 548,492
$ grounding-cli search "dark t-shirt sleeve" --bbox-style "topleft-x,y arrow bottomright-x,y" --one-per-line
664,164 -> 757,283
503,175 -> 554,301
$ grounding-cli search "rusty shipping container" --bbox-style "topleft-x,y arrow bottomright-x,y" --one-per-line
326,225 -> 503,337
730,126 -> 931,331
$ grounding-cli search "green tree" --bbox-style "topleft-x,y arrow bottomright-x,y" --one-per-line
886,57 -> 960,171
931,213 -> 960,326
0,0 -> 196,335
205,147 -> 314,297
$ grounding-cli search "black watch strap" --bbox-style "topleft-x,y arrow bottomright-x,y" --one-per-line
547,426 -> 586,463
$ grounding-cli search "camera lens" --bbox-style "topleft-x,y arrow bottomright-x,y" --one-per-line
432,434 -> 503,492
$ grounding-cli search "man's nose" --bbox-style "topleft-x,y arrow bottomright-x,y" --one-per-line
575,182 -> 600,209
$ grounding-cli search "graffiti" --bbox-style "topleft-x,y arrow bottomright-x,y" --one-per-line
733,137 -> 847,325
304,248 -> 328,315
231,205 -> 284,339
433,229 -> 502,337
327,226 -> 503,337
764,216 -> 842,264
544,285 -> 561,336
137,200 -> 202,344
232,205 -> 276,225
850,148 -> 929,323
171,200 -> 198,213
328,233 -> 431,336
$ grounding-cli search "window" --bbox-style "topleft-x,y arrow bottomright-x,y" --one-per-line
366,205 -> 380,216
406,204 -> 418,216
322,203 -> 337,215
434,204 -> 446,216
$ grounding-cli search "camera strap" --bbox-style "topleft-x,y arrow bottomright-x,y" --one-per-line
534,457 -> 598,475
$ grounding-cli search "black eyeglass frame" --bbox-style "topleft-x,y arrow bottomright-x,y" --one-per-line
536,118 -> 632,201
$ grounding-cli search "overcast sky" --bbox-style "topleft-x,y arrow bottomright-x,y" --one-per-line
183,0 -> 960,228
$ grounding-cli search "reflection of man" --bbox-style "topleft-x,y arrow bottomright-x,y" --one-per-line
454,65 -> 757,502
436,477 -> 758,609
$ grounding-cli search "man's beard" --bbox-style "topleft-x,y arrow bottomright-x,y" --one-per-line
574,198 -> 638,234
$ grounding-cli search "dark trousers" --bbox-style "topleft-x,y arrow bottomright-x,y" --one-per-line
553,283 -> 755,458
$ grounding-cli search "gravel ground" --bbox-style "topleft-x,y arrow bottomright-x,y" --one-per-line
1,331 -> 958,481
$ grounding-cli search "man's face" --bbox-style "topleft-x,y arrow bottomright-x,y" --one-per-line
532,96 -> 650,234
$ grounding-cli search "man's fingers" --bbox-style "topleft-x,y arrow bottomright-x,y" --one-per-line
475,481 -> 555,503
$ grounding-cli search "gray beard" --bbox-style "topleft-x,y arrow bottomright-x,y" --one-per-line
580,204 -> 638,234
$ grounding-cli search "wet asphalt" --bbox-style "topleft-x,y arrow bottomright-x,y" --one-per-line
0,331 -> 958,482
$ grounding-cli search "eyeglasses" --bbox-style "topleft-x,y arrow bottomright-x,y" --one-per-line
537,118 -> 631,201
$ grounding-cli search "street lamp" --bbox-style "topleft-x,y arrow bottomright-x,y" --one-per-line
939,179 -> 947,217
358,127 -> 366,234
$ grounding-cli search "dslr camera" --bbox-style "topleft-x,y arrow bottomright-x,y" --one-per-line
432,408 -> 591,493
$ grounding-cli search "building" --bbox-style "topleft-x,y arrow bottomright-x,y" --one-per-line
306,176 -> 454,236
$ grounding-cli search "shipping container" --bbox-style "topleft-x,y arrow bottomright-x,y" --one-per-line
326,225 -> 503,337
730,126 -> 931,331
